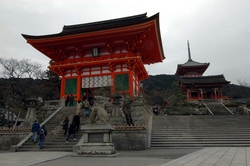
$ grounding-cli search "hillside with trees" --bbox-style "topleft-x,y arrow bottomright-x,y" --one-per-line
0,58 -> 249,120
142,74 -> 250,106
1,73 -> 250,108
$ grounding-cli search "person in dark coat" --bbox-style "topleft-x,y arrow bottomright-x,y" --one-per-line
69,94 -> 74,106
38,125 -> 47,149
65,95 -> 70,107
66,121 -> 76,143
73,113 -> 80,132
31,120 -> 40,143
62,117 -> 69,135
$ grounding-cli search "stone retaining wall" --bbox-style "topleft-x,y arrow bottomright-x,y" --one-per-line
112,130 -> 147,150
0,133 -> 28,150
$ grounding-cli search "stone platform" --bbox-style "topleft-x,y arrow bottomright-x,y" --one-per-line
73,124 -> 116,155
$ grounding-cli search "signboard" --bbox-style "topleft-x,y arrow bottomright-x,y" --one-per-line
82,75 -> 112,88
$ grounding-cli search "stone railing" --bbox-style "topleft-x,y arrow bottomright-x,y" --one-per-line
44,99 -> 64,107
0,127 -> 31,133
114,125 -> 146,131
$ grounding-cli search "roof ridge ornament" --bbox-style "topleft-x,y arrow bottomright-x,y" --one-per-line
187,40 -> 192,61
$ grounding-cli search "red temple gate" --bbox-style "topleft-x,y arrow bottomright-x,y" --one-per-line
22,13 -> 165,103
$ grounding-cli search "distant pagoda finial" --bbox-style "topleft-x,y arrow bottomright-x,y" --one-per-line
187,40 -> 192,61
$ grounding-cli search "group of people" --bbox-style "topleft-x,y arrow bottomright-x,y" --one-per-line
153,106 -> 161,116
62,113 -> 80,143
32,96 -> 93,147
65,94 -> 74,107
62,97 -> 93,143
31,120 -> 48,149
77,97 -> 92,118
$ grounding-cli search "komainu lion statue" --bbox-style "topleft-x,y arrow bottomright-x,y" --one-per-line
87,96 -> 109,124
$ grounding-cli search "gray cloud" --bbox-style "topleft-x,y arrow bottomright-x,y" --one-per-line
0,0 -> 249,85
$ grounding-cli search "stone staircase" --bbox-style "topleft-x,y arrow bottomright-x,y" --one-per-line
203,101 -> 232,115
17,107 -> 85,151
151,115 -> 250,148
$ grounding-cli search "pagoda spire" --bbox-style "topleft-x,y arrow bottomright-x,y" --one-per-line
187,40 -> 192,61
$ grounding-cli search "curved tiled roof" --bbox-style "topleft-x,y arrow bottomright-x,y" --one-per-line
22,13 -> 153,39
21,13 -> 165,64
180,59 -> 209,67
179,75 -> 230,85
175,59 -> 210,76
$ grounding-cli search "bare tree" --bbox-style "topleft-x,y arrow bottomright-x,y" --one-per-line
0,58 -> 45,127
0,58 -> 45,79
237,79 -> 250,88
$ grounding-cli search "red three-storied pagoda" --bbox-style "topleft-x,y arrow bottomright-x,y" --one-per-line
22,13 -> 165,103
175,41 -> 230,101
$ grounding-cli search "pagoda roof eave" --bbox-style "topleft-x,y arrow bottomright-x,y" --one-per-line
181,59 -> 209,66
175,61 -> 210,76
179,74 -> 230,85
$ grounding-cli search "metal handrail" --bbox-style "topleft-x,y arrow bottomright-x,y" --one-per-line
245,107 -> 250,114
220,102 -> 234,115
202,102 -> 214,115
10,107 -> 63,152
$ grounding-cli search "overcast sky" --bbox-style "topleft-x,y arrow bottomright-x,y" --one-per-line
0,0 -> 249,85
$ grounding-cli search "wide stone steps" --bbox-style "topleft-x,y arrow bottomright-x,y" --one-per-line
18,107 -> 86,152
203,101 -> 231,115
151,115 -> 250,148
151,142 -> 249,148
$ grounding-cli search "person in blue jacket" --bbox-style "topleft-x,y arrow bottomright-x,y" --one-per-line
38,125 -> 47,149
31,120 -> 40,143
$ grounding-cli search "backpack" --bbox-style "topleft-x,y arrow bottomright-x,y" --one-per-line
83,100 -> 89,108
39,129 -> 44,137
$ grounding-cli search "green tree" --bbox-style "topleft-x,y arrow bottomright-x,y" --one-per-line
42,70 -> 61,100
167,82 -> 189,106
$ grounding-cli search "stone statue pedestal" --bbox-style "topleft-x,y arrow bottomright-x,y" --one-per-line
73,124 -> 116,155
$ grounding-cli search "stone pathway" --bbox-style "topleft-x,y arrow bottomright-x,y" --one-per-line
1,147 -> 250,166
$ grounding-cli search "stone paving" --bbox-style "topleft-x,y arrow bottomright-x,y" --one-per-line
0,151 -> 73,166
160,147 -> 250,166
0,147 -> 250,166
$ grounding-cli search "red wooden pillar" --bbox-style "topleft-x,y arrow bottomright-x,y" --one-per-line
220,88 -> 223,99
60,75 -> 65,99
129,70 -> 133,96
187,89 -> 190,100
198,89 -> 201,100
210,89 -> 213,99
199,89 -> 203,101
110,70 -> 115,95
76,74 -> 82,101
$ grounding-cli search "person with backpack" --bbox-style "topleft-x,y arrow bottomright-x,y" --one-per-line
82,97 -> 91,118
38,125 -> 47,149
31,120 -> 40,143
66,121 -> 76,143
